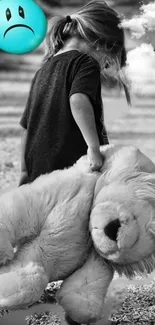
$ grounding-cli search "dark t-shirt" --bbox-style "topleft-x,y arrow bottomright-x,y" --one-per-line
20,50 -> 109,182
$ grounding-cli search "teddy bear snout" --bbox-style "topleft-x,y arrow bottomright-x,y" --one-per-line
104,218 -> 121,242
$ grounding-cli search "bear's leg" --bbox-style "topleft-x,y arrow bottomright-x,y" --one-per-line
0,241 -> 49,310
65,313 -> 96,325
57,249 -> 114,324
65,313 -> 81,325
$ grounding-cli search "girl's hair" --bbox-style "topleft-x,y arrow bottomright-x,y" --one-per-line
43,0 -> 131,104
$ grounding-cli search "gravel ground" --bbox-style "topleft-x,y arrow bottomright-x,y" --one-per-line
2,277 -> 155,324
109,279 -> 155,324
26,312 -> 61,325
0,137 -> 20,191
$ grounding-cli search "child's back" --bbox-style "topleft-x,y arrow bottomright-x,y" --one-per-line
19,0 -> 130,186
20,50 -> 108,182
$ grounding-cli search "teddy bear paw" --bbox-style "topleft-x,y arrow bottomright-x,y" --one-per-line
65,313 -> 81,325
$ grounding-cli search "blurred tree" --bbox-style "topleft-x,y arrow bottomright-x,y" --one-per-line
35,0 -> 55,17
112,0 -> 150,5
37,0 -> 61,7
36,0 -> 152,10
36,0 -> 88,13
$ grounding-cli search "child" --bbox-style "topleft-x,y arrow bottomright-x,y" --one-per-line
19,0 -> 130,186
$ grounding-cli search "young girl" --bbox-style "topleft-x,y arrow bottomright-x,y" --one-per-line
19,0 -> 130,186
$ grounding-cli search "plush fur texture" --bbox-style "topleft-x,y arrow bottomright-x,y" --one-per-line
0,144 -> 154,324
90,145 -> 155,278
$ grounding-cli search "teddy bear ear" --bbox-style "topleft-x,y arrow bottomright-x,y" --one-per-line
135,174 -> 155,208
136,149 -> 155,174
145,176 -> 155,208
146,203 -> 155,236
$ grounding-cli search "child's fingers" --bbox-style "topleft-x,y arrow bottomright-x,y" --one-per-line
90,161 -> 103,171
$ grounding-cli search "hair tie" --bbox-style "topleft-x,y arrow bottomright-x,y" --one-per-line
65,15 -> 72,24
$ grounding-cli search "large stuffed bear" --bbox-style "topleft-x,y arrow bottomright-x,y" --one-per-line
0,144 -> 155,324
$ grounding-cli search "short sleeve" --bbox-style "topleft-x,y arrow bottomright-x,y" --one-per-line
69,54 -> 101,105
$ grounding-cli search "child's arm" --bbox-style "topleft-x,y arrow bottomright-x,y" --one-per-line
19,127 -> 29,186
70,93 -> 103,171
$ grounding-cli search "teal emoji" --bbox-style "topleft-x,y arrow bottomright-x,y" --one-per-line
0,0 -> 47,54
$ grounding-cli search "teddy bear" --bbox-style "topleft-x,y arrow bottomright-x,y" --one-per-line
0,144 -> 154,325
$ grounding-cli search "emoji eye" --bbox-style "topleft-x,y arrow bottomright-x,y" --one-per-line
6,8 -> 11,21
18,6 -> 25,19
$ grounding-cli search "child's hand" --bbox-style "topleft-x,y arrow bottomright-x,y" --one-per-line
19,171 -> 29,187
87,147 -> 103,171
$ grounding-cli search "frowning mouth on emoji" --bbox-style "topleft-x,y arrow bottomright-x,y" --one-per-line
4,24 -> 34,37
0,0 -> 47,54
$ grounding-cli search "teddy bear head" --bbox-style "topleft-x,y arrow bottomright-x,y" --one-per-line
90,172 -> 155,278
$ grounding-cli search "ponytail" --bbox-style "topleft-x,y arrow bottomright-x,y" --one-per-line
43,0 -> 131,104
43,15 -> 76,61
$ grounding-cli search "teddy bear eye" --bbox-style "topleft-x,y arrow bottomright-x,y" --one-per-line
6,8 -> 11,21
19,6 -> 25,19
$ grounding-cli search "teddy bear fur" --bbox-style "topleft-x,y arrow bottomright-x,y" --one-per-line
0,148 -> 112,324
0,144 -> 154,324
89,145 -> 155,272
57,145 -> 155,323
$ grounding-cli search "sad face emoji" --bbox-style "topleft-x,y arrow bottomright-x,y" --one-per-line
0,0 -> 47,54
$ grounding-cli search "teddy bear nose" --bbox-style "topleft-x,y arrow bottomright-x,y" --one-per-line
104,219 -> 121,241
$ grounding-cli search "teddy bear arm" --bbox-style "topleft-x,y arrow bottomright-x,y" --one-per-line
0,241 -> 49,310
57,249 -> 114,324
0,186 -> 38,266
